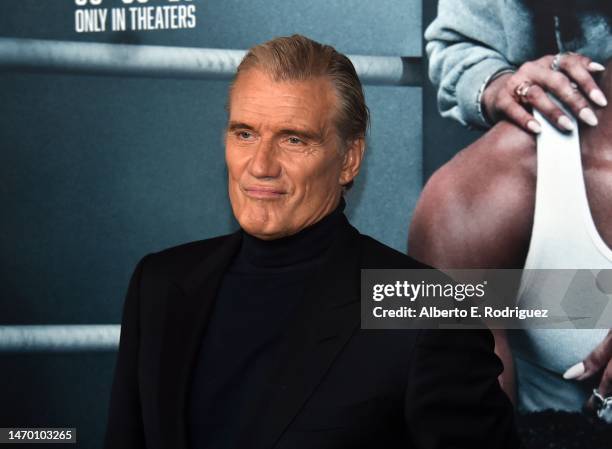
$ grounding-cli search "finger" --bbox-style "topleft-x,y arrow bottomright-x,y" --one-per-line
564,333 -> 612,380
590,333 -> 612,378
584,343 -> 609,379
579,53 -> 607,73
497,90 -> 541,134
563,361 -> 586,380
585,393 -> 597,414
559,55 -> 608,107
523,84 -> 575,132
588,61 -> 606,72
598,362 -> 612,397
529,69 -> 598,127
584,362 -> 612,415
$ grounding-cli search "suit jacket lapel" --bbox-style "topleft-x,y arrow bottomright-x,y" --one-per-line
236,218 -> 364,448
158,231 -> 242,449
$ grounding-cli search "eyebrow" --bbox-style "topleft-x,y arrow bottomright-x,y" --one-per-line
227,122 -> 255,132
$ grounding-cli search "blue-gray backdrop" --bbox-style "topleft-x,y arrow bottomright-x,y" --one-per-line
0,1 -> 439,447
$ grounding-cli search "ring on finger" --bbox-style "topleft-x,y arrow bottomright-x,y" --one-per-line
514,81 -> 533,104
551,52 -> 570,71
592,389 -> 612,423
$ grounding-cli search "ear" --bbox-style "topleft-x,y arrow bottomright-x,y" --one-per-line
339,137 -> 366,186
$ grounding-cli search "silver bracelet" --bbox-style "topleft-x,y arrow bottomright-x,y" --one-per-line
476,68 -> 516,127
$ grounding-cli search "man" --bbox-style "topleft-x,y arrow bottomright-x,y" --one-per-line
104,35 -> 518,449
409,58 -> 612,419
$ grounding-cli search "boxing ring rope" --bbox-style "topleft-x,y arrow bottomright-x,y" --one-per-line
0,37 -> 422,86
0,38 -> 421,352
0,325 -> 120,352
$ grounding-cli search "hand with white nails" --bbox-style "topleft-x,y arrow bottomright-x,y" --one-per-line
482,53 -> 607,134
563,330 -> 612,414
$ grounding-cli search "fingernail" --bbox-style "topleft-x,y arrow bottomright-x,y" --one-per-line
579,108 -> 599,126
527,120 -> 542,134
557,115 -> 575,131
590,89 -> 608,107
588,62 -> 606,72
563,362 -> 585,379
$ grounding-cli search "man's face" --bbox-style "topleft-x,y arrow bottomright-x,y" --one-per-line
225,69 -> 359,240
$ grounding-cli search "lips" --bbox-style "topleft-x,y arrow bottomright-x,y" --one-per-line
242,186 -> 287,199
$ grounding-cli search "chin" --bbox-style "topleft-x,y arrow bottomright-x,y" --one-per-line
233,203 -> 284,237
236,214 -> 284,240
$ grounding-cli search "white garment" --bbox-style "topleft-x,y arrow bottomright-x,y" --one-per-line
512,110 -> 611,412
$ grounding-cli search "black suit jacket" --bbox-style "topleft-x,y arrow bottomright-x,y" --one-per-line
104,217 -> 519,449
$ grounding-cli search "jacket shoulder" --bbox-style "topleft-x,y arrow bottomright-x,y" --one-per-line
359,234 -> 430,269
142,231 -> 239,279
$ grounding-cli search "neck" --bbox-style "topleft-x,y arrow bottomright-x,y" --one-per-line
237,198 -> 346,269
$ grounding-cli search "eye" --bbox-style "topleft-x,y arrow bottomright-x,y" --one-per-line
236,130 -> 255,140
287,136 -> 304,145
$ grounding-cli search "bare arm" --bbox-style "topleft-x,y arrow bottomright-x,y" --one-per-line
408,122 -> 537,402
408,122 -> 536,269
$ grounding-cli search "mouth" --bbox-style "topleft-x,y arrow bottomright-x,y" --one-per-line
242,186 -> 287,199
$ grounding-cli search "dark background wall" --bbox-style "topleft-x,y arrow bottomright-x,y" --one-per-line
0,1 -> 475,447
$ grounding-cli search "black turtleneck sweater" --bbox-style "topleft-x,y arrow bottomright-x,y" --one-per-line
188,202 -> 345,449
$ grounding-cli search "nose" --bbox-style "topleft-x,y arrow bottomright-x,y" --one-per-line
248,138 -> 282,179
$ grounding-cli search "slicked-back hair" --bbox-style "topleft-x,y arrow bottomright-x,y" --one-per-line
230,34 -> 369,148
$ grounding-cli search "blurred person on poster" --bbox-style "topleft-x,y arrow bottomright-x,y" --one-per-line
409,54 -> 612,425
104,35 -> 519,449
426,0 -> 611,133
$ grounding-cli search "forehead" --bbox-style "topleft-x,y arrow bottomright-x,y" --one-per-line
228,69 -> 338,130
